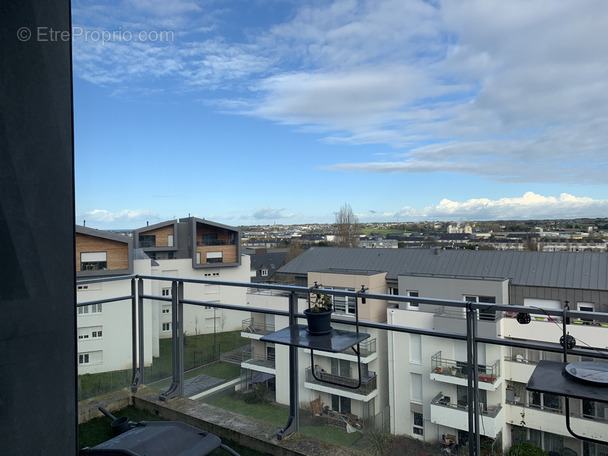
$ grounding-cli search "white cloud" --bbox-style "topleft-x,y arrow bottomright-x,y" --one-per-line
78,209 -> 159,227
72,0 -> 608,184
251,206 -> 289,220
391,192 -> 608,221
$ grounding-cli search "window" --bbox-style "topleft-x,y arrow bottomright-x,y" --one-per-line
413,412 -> 424,436
80,251 -> 107,271
161,288 -> 171,297
261,268 -> 268,277
196,252 -> 201,264
167,234 -> 174,247
201,233 -> 219,245
407,290 -> 419,309
331,395 -> 351,414
578,302 -> 595,323
78,303 -> 102,314
466,295 -> 496,321
162,306 -> 170,314
139,234 -> 156,247
92,330 -> 102,338
206,251 -> 223,263
162,323 -> 171,332
79,354 -> 89,364
410,334 -> 422,364
331,288 -> 356,315
411,373 -> 422,403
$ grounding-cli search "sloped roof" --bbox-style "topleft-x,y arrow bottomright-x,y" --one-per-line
278,247 -> 608,290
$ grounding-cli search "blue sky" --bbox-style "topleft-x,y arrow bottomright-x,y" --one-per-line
72,0 -> 608,229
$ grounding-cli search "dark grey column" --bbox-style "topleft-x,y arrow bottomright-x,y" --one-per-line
0,1 -> 76,454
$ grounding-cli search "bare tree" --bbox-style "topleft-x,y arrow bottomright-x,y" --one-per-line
335,203 -> 359,247
285,239 -> 304,263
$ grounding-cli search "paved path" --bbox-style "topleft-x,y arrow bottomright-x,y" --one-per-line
183,373 -> 226,397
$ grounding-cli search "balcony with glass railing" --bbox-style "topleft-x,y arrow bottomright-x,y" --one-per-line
74,274 -> 608,456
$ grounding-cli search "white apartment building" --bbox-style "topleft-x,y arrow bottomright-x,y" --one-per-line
76,217 -> 251,375
133,217 -> 251,339
76,226 -> 155,374
277,247 -> 608,455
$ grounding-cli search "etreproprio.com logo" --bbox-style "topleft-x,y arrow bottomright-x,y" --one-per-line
17,26 -> 175,44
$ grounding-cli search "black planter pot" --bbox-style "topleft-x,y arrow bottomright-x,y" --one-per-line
304,308 -> 333,335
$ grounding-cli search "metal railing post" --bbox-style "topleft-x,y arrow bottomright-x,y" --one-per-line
130,278 -> 139,391
137,277 -> 145,386
466,304 -> 480,455
278,290 -> 299,440
177,280 -> 185,397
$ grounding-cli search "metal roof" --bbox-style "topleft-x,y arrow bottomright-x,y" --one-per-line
278,247 -> 608,290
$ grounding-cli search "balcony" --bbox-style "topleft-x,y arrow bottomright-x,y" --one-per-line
304,367 -> 378,400
431,392 -> 503,438
430,351 -> 502,391
71,275 -> 608,455
240,346 -> 276,373
241,318 -> 275,338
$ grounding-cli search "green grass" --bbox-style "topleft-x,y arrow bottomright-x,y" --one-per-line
209,393 -> 362,448
78,330 -> 248,400
210,393 -> 290,427
300,424 -> 362,447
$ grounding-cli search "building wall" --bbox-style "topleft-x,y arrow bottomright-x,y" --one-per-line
76,233 -> 129,271
196,244 -> 238,265
155,256 -> 251,337
510,284 -> 608,313
140,225 -> 174,247
308,271 -> 389,323
76,259 -> 155,374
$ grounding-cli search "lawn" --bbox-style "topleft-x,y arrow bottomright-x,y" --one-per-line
209,393 -> 362,448
78,330 -> 248,400
210,393 -> 290,427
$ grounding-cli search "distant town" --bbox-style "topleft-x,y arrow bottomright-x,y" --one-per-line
240,218 -> 608,252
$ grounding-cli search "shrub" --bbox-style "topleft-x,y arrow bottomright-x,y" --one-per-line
509,443 -> 547,456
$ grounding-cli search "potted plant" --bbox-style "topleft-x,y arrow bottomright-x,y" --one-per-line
304,291 -> 333,335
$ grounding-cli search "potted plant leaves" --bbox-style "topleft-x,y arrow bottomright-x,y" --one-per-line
304,290 -> 333,335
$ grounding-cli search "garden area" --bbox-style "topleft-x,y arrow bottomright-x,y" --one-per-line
78,330 -> 247,400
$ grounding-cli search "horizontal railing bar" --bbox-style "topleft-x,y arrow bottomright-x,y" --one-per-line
76,275 -> 137,285
76,274 -> 608,358
77,295 -> 133,306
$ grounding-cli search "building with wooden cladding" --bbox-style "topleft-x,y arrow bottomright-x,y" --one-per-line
134,217 -> 241,268
76,225 -> 132,278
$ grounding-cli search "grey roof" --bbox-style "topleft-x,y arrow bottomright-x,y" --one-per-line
278,247 -> 608,290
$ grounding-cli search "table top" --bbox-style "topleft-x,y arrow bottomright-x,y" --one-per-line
526,360 -> 608,403
260,324 -> 369,353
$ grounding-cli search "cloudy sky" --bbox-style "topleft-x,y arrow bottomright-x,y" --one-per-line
72,0 -> 608,229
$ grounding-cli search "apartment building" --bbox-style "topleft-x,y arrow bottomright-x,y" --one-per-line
277,247 -> 608,454
76,226 -> 155,374
133,217 -> 251,338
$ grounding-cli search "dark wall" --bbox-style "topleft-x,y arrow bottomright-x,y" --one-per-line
0,1 -> 76,454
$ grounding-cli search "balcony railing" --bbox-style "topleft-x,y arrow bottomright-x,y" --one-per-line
242,318 -> 275,335
431,392 -> 502,418
304,367 -> 377,395
75,274 -> 608,454
431,351 -> 501,383
241,346 -> 275,369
